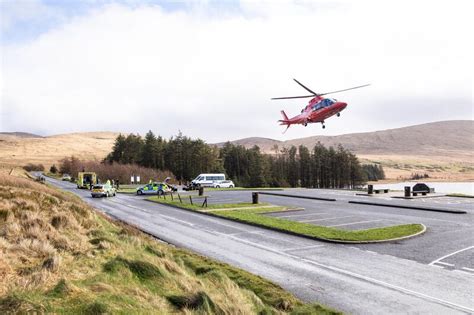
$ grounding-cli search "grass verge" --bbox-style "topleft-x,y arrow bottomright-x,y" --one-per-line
0,170 -> 338,314
149,198 -> 425,243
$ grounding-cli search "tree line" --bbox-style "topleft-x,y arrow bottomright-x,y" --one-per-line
361,164 -> 386,181
59,156 -> 174,185
104,131 -> 376,188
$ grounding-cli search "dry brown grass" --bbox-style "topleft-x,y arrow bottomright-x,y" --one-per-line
0,131 -> 120,169
0,171 -> 336,314
0,172 -> 95,295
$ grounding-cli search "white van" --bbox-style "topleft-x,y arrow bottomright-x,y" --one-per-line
191,173 -> 226,187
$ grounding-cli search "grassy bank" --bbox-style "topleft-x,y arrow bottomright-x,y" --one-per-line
0,171 -> 338,314
149,198 -> 424,243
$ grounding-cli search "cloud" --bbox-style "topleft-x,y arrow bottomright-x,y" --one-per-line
1,0 -> 472,142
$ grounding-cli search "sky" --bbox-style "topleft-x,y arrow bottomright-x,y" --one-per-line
1,0 -> 472,143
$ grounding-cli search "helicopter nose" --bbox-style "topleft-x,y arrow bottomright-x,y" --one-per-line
339,102 -> 347,109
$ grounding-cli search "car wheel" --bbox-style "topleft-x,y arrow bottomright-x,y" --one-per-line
137,190 -> 143,195
230,185 -> 234,188
216,185 -> 220,188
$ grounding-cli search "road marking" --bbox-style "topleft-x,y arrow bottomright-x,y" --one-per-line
276,212 -> 328,218
216,231 -> 474,314
461,267 -> 474,272
228,231 -> 261,236
282,244 -> 325,252
159,214 -> 195,227
327,219 -> 382,227
300,215 -> 354,223
429,246 -> 474,266
435,261 -> 454,267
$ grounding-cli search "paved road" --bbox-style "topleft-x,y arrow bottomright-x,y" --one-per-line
46,178 -> 474,314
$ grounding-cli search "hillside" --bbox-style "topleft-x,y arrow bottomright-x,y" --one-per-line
219,121 -> 474,180
0,131 -> 121,168
0,170 -> 333,313
0,121 -> 472,180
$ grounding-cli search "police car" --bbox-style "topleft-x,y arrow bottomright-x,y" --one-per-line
136,182 -> 177,195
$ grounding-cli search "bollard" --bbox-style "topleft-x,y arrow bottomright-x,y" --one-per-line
252,192 -> 259,204
404,186 -> 411,198
368,184 -> 373,195
198,187 -> 204,196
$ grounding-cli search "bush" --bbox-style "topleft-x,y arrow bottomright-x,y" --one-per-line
23,163 -> 45,172
49,164 -> 58,174
58,156 -> 175,184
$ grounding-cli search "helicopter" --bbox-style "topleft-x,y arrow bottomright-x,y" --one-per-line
272,79 -> 370,132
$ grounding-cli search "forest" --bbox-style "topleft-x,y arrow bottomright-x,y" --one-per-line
101,131 -> 383,188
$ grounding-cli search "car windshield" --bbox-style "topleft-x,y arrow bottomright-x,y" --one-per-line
93,185 -> 103,189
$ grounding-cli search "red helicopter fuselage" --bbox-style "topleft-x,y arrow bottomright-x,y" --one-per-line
279,95 -> 347,127
272,79 -> 368,131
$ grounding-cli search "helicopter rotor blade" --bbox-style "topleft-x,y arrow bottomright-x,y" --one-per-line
293,78 -> 318,95
319,84 -> 371,96
271,95 -> 315,100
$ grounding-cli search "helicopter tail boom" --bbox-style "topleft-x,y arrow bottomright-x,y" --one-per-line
280,110 -> 289,122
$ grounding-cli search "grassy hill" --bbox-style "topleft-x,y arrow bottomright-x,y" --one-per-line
218,121 -> 474,181
1,120 -> 472,180
0,131 -> 121,169
0,170 -> 336,314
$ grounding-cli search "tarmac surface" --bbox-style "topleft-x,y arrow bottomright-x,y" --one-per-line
45,177 -> 474,314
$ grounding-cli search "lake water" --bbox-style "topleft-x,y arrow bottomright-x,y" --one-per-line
372,181 -> 474,195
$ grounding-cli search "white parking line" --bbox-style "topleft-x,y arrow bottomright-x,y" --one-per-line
327,219 -> 383,227
436,261 -> 454,267
429,246 -> 474,266
283,244 -> 325,252
461,267 -> 474,272
300,215 -> 355,223
277,212 -> 328,218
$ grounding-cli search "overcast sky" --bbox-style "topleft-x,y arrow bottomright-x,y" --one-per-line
1,0 -> 472,142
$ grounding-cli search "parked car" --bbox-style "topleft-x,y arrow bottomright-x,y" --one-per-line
91,183 -> 116,198
212,180 -> 235,188
61,174 -> 72,181
136,182 -> 177,195
191,173 -> 226,187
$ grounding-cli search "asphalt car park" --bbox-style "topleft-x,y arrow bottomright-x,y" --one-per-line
199,189 -> 474,273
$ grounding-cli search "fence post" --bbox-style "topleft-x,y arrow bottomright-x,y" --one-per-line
178,194 -> 182,203
404,186 -> 411,198
368,184 -> 374,195
171,192 -> 174,201
201,197 -> 207,208
189,195 -> 193,205
252,192 -> 259,204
